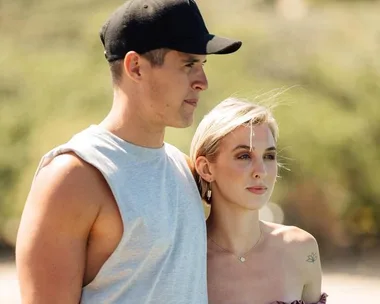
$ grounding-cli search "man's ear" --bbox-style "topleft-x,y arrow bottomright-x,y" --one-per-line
123,51 -> 142,82
195,156 -> 213,182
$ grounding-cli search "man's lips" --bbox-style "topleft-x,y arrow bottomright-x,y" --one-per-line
246,186 -> 268,195
184,99 -> 198,107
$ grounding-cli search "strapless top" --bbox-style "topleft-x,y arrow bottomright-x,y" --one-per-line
271,293 -> 327,304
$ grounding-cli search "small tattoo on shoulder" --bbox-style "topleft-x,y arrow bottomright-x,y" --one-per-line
306,252 -> 318,263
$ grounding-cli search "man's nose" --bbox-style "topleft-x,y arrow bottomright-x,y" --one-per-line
192,68 -> 208,91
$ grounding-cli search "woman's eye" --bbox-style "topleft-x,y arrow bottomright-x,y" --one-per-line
237,154 -> 251,160
264,154 -> 276,160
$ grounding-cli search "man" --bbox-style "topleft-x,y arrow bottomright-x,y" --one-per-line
16,0 -> 241,303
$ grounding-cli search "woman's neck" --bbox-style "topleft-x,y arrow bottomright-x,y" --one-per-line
207,204 -> 263,257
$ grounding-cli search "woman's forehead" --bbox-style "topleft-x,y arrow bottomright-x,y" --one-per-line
220,124 -> 276,149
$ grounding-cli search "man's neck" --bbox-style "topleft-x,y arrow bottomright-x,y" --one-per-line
100,94 -> 165,148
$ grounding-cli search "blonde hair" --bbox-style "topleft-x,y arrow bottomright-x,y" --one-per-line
190,97 -> 279,201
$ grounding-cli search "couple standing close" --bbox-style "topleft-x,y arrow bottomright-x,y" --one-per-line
16,0 -> 327,303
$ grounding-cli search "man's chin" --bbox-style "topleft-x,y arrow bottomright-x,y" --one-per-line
169,118 -> 194,129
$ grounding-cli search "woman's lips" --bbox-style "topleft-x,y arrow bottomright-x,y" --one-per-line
246,186 -> 267,195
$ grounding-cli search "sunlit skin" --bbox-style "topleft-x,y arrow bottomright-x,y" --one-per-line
16,51 -> 208,304
195,123 -> 323,303
101,51 -> 208,148
209,123 -> 278,213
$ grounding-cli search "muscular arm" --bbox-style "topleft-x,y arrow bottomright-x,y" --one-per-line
16,154 -> 102,304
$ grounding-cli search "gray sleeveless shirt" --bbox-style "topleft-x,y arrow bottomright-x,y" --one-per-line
35,125 -> 208,304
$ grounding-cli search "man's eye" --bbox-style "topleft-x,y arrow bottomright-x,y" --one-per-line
185,63 -> 194,68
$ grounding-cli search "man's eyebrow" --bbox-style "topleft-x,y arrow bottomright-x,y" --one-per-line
181,56 -> 207,64
232,145 -> 277,152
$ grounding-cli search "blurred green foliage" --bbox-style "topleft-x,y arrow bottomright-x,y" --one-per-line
1,0 -> 379,258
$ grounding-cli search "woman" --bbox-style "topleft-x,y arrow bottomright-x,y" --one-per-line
190,98 -> 327,304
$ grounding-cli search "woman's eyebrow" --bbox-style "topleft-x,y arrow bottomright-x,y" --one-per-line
232,145 -> 277,152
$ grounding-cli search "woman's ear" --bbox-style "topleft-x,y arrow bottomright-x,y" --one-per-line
195,156 -> 213,182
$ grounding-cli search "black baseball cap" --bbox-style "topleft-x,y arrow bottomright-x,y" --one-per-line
100,0 -> 242,62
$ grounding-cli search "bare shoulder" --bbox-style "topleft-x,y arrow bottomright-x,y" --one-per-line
34,152 -> 109,207
38,151 -> 101,182
18,151 -> 110,247
262,221 -> 322,290
16,152 -> 113,302
263,221 -> 318,247
262,221 -> 320,264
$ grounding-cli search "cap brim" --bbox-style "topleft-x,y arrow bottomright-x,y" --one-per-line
167,34 -> 242,55
205,34 -> 242,55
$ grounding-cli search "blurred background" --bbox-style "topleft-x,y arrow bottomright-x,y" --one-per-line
1,0 -> 380,302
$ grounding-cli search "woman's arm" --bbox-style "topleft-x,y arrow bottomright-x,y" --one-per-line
301,236 -> 323,303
